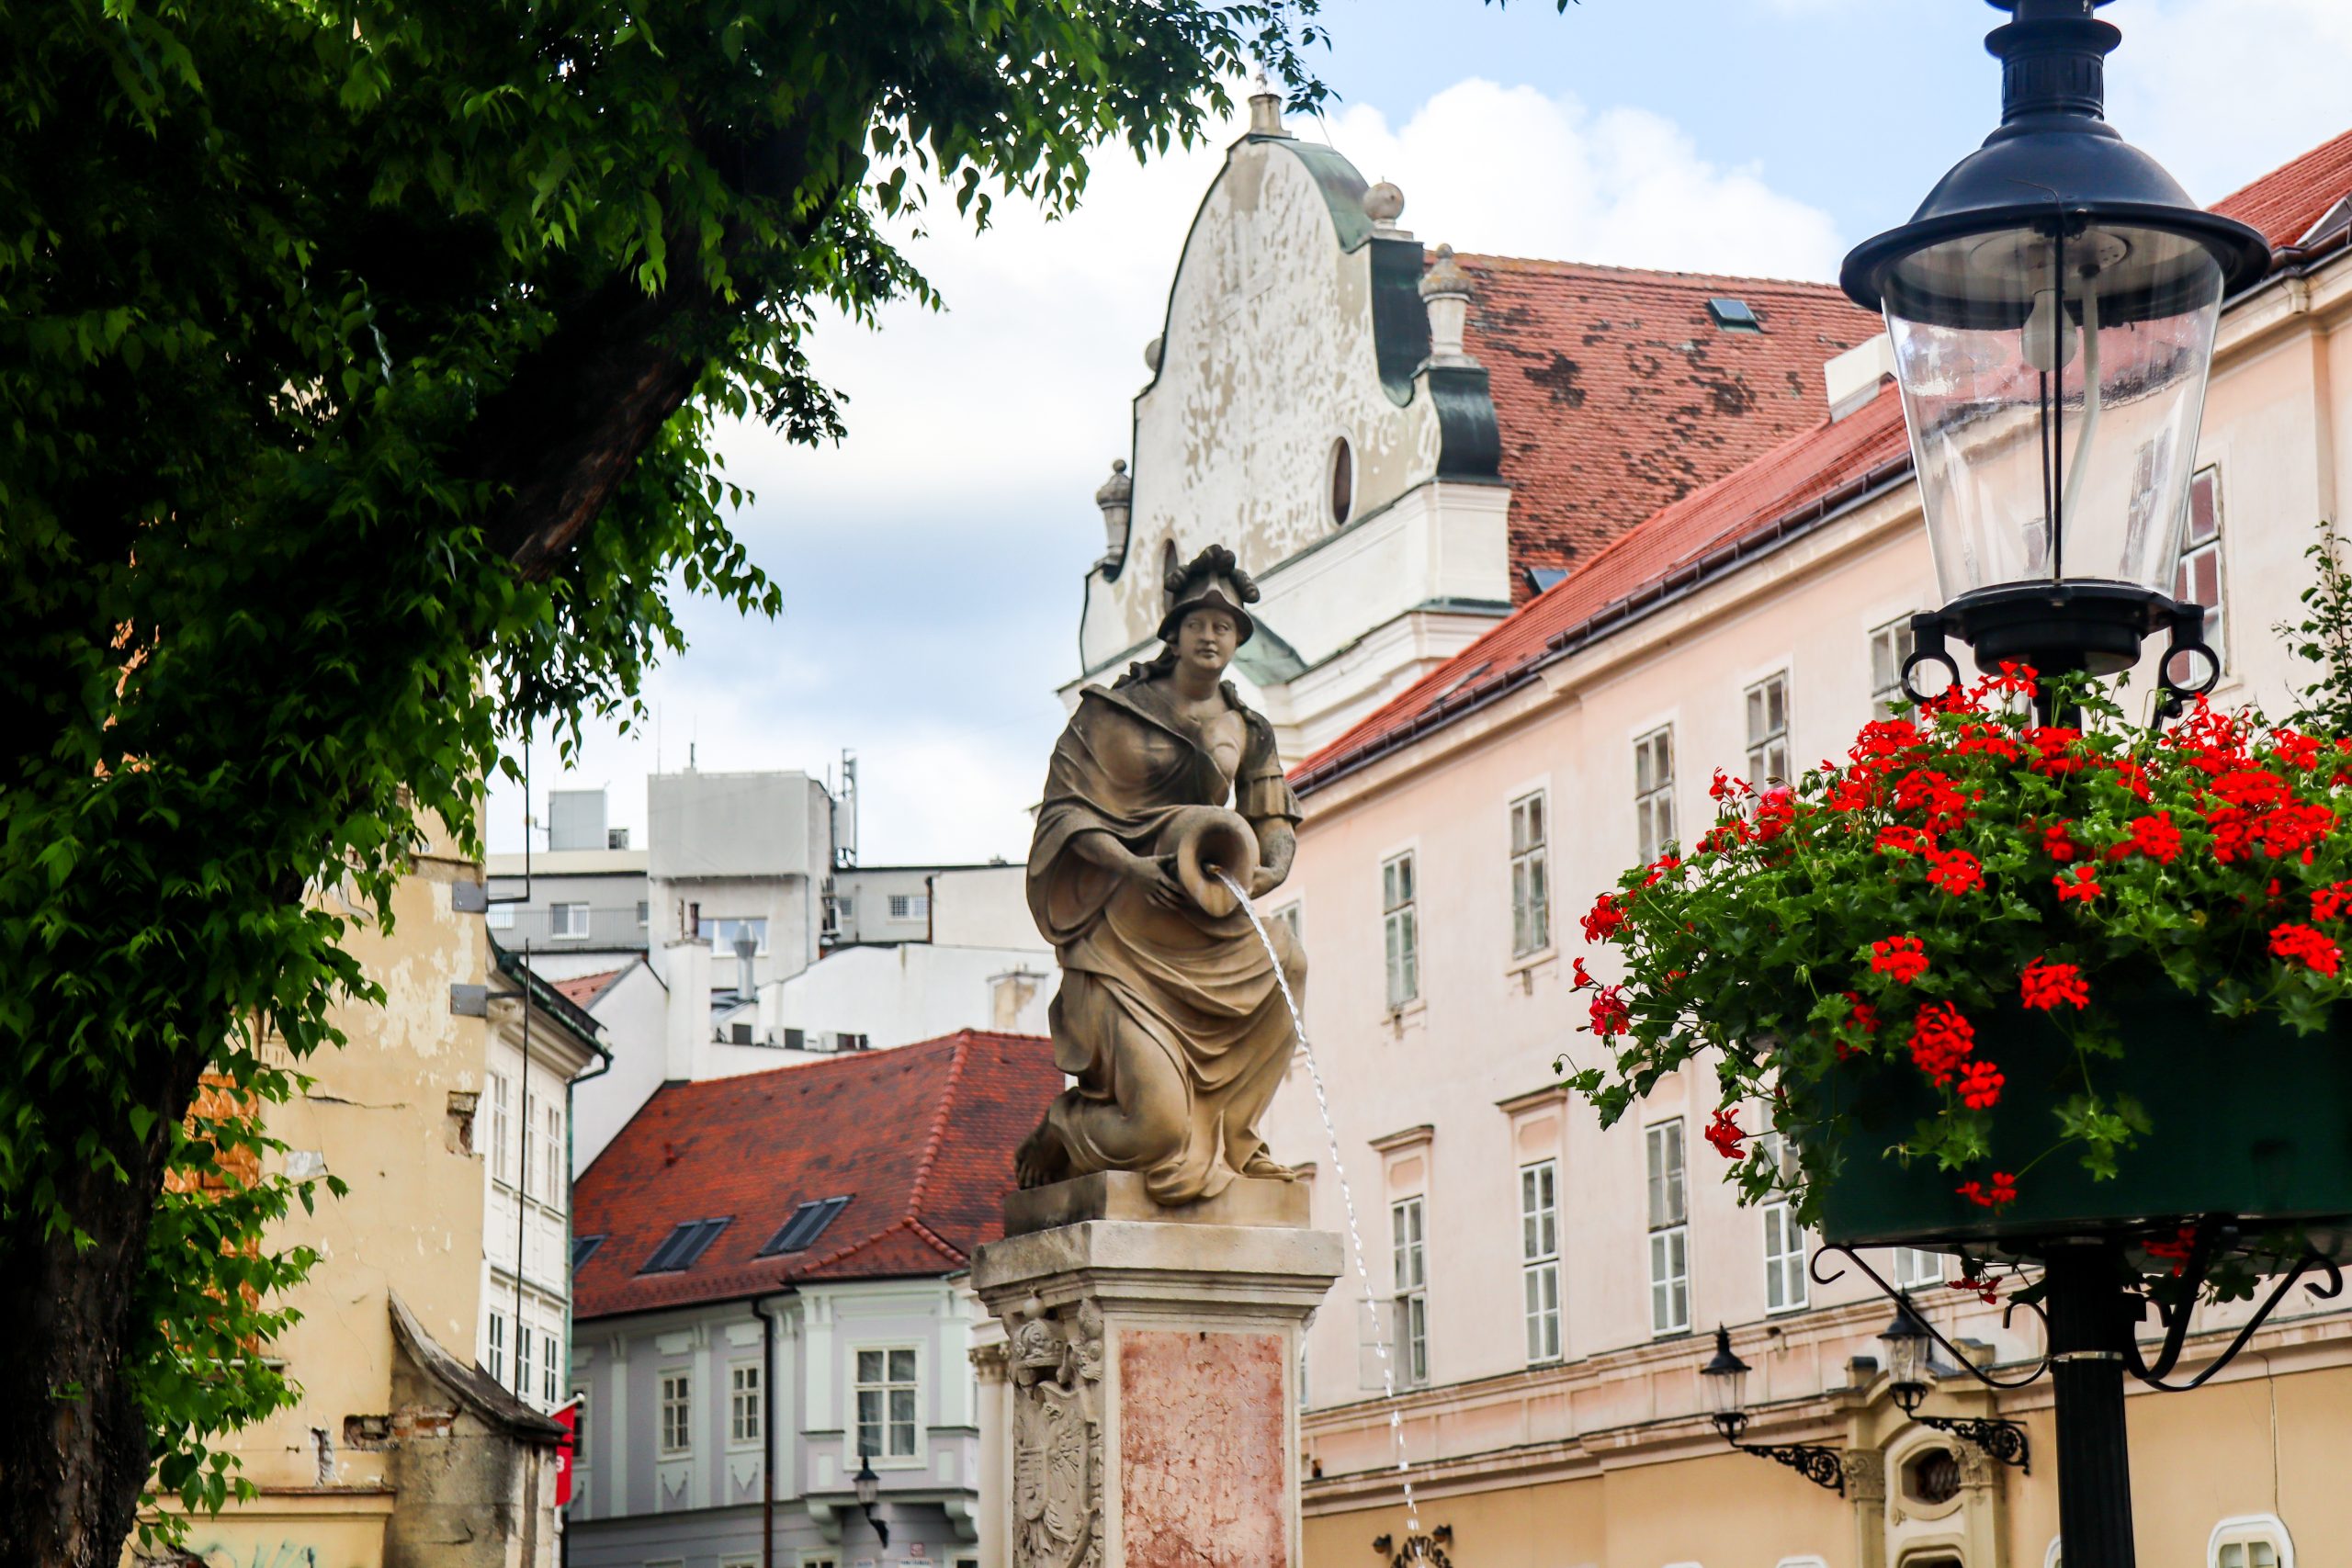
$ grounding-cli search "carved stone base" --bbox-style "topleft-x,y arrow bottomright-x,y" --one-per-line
972,1179 -> 1343,1568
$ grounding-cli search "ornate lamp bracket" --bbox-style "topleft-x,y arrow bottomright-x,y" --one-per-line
1710,1413 -> 1847,1495
1912,1411 -> 2031,1472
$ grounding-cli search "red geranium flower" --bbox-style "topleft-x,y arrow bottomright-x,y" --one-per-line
1703,1108 -> 1746,1160
2312,881 -> 2352,924
1588,986 -> 1633,1036
1926,848 -> 1984,897
2053,865 -> 2103,903
1870,935 -> 1929,985
1957,1171 -> 2018,1208
1908,1002 -> 1974,1087
2020,957 -> 2090,1011
2125,811 -> 2181,864
2041,819 -> 2079,863
1582,893 -> 1626,943
1571,957 -> 1597,990
1958,1059 -> 2005,1110
2270,922 -> 2343,978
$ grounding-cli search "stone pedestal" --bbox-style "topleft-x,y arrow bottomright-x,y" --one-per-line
971,1173 -> 1343,1568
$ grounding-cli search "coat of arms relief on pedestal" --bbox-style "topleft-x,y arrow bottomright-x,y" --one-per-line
1005,1293 -> 1104,1568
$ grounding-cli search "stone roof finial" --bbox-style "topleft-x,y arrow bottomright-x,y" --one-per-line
1419,244 -> 1477,370
1095,458 -> 1134,567
1248,72 -> 1285,138
1362,178 -> 1408,236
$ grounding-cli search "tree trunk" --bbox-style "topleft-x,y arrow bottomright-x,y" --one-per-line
0,1050 -> 200,1568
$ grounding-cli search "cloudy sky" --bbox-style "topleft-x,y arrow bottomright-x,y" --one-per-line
488,0 -> 2352,863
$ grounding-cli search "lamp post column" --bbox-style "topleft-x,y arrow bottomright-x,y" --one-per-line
2043,1243 -> 2136,1566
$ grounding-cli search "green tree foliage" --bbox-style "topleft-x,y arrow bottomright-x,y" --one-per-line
0,1 -> 1429,1559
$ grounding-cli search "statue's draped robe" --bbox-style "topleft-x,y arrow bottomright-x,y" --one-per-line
1027,680 -> 1304,1202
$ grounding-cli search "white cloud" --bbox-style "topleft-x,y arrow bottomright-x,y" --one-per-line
1323,80 -> 1846,280
488,78 -> 1846,861
2109,0 -> 2352,205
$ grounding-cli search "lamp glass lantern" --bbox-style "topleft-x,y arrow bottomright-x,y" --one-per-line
1878,1298 -> 1937,1414
1839,0 -> 2269,688
1701,1325 -> 1751,1427
853,1450 -> 880,1507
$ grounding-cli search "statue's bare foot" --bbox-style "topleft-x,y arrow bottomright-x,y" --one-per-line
1015,1121 -> 1073,1190
1239,1149 -> 1298,1181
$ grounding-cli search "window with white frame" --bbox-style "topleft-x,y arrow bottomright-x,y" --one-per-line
1634,728 -> 1676,863
486,1310 -> 507,1384
1646,1120 -> 1690,1335
854,1348 -> 920,1460
542,1099 -> 564,1208
540,1325 -> 560,1405
1745,673 -> 1791,784
1756,1126 -> 1807,1313
887,893 -> 931,920
1870,617 -> 1917,718
660,1370 -> 693,1456
697,915 -> 769,955
1390,1197 -> 1429,1386
1381,852 -> 1419,1008
549,901 -> 589,939
1510,792 -> 1550,957
1272,902 -> 1302,943
729,1361 -> 763,1446
1521,1160 -> 1562,1362
487,1072 -> 514,1185
516,1324 -> 534,1396
2210,1514 -> 2291,1568
2171,467 -> 2225,683
1892,1247 -> 1945,1290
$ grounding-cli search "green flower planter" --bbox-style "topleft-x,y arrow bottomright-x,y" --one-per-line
1801,987 -> 2352,1251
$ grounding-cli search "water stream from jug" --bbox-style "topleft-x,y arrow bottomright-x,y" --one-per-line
1217,870 -> 1425,1555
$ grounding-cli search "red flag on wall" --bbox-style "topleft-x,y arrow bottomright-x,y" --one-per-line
553,1397 -> 579,1506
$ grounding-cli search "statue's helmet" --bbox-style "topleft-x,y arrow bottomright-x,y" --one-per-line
1157,544 -> 1260,647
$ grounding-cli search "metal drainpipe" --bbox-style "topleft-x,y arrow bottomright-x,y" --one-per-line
751,1293 -> 792,1568
560,1026 -> 612,1568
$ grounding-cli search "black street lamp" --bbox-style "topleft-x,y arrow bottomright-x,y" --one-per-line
1841,0 -> 2269,720
853,1449 -> 890,1550
1699,1326 -> 1846,1495
1838,8 -> 2277,1556
1877,1297 -> 2030,1472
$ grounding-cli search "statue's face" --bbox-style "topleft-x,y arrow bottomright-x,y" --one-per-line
1175,607 -> 1239,675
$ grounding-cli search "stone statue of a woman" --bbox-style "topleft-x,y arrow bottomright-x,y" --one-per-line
1015,545 -> 1305,1203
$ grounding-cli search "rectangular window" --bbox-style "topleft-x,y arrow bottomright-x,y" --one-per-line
1763,1201 -> 1807,1313
886,893 -> 931,920
1272,903 -> 1303,944
1381,852 -> 1419,1008
1510,792 -> 1550,958
543,1100 -> 564,1208
697,915 -> 770,955
1891,1247 -> 1945,1290
488,1072 -> 514,1186
549,901 -> 589,939
730,1361 -> 763,1446
636,899 -> 650,928
660,1371 -> 692,1456
487,902 -> 516,930
2172,467 -> 2225,681
517,1324 -> 533,1395
1634,728 -> 1676,864
1744,673 -> 1791,785
854,1348 -> 920,1460
1390,1197 -> 1428,1386
1645,1121 -> 1690,1335
1521,1160 -> 1562,1363
1870,617 -> 1917,719
486,1311 -> 507,1384
542,1325 -> 560,1405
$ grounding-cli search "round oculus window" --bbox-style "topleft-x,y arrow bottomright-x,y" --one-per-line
1329,437 -> 1354,527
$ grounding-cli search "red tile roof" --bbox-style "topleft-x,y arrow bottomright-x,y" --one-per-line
1296,125 -> 2352,792
2213,127 -> 2352,250
552,967 -> 628,1009
571,1031 -> 1060,1319
1458,255 -> 1879,603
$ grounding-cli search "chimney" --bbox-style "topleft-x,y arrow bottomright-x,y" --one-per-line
1419,244 -> 1476,368
732,927 -> 758,1000
1095,458 -> 1133,565
1247,73 -> 1285,138
663,934 -> 714,1082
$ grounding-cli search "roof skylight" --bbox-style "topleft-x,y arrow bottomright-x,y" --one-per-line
761,1195 -> 853,1258
639,1216 -> 731,1274
1706,297 -> 1764,333
571,1235 -> 606,1269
